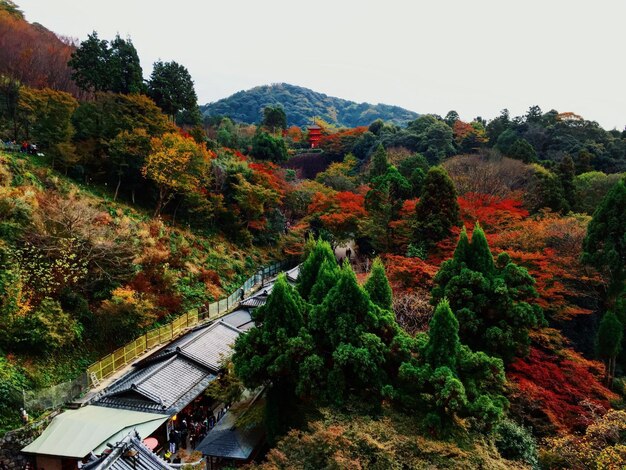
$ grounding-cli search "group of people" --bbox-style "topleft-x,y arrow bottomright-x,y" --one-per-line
337,246 -> 353,266
1,140 -> 38,155
166,400 -> 230,457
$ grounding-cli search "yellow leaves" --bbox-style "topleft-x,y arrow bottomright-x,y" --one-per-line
142,133 -> 212,214
543,410 -> 626,469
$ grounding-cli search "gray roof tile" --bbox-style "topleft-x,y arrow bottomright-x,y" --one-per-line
93,321 -> 243,415
84,432 -> 175,470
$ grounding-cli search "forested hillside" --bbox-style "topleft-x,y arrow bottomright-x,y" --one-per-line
200,83 -> 419,128
2,1 -> 626,468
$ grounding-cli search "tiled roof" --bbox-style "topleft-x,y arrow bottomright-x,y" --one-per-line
285,265 -> 300,284
177,321 -> 241,371
220,310 -> 253,330
196,391 -> 265,460
93,321 -> 242,415
83,431 -> 175,470
240,285 -> 273,308
240,296 -> 267,308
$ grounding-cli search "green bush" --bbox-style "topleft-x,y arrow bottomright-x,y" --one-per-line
13,298 -> 83,353
494,419 -> 539,468
0,356 -> 27,430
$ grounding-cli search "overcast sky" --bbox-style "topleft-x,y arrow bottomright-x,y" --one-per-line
16,0 -> 626,130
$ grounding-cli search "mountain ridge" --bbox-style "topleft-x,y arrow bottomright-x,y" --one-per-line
200,83 -> 419,128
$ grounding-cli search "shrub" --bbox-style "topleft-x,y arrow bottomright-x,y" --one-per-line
96,287 -> 157,346
494,419 -> 539,468
0,356 -> 27,430
13,298 -> 82,352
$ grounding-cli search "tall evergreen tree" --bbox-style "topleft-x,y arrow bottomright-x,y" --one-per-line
558,155 -> 576,208
364,258 -> 393,311
232,274 -> 310,441
424,298 -> 459,370
148,60 -> 198,120
583,180 -> 626,296
596,311 -> 623,386
262,105 -> 287,133
308,258 -> 340,306
297,239 -> 337,301
68,32 -> 112,93
432,225 -> 543,362
306,264 -> 397,403
413,166 -> 461,250
69,32 -> 143,95
108,35 -> 144,94
369,144 -> 390,181
468,223 -> 495,275
395,299 -> 507,433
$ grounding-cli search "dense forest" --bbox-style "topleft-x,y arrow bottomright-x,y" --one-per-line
200,83 -> 419,128
2,0 -> 626,468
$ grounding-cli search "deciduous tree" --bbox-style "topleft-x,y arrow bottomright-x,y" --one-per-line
142,132 -> 210,216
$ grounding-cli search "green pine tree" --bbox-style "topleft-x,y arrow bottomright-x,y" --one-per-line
583,180 -> 626,296
233,274 -> 310,441
297,239 -> 337,301
369,144 -> 390,181
467,223 -> 494,275
395,299 -> 507,434
308,264 -> 397,403
453,226 -> 470,264
364,258 -> 393,311
432,226 -> 542,363
424,299 -> 459,370
597,311 -> 623,386
309,258 -> 340,306
414,166 -> 461,250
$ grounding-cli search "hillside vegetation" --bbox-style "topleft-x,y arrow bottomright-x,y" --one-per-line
3,1 -> 626,467
200,83 -> 419,128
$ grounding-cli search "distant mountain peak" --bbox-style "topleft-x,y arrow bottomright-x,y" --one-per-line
200,83 -> 419,128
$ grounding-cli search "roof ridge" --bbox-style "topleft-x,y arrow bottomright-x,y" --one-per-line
106,355 -> 178,403
177,320 -> 242,352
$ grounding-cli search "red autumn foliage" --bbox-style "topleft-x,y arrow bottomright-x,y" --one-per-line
458,194 -> 528,231
308,191 -> 366,241
431,198 -> 600,320
0,10 -> 85,97
508,330 -> 617,435
383,254 -> 439,292
249,161 -> 287,199
452,120 -> 475,142
490,212 -> 603,320
281,221 -> 310,258
318,126 -> 368,157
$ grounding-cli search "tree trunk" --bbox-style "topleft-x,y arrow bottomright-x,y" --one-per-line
114,174 -> 121,202
154,197 -> 162,217
172,198 -> 182,225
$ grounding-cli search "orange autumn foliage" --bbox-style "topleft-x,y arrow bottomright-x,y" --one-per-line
383,254 -> 439,291
308,190 -> 366,241
0,9 -> 84,97
249,162 -> 287,199
490,212 -> 603,320
433,198 -> 600,320
458,193 -> 529,231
